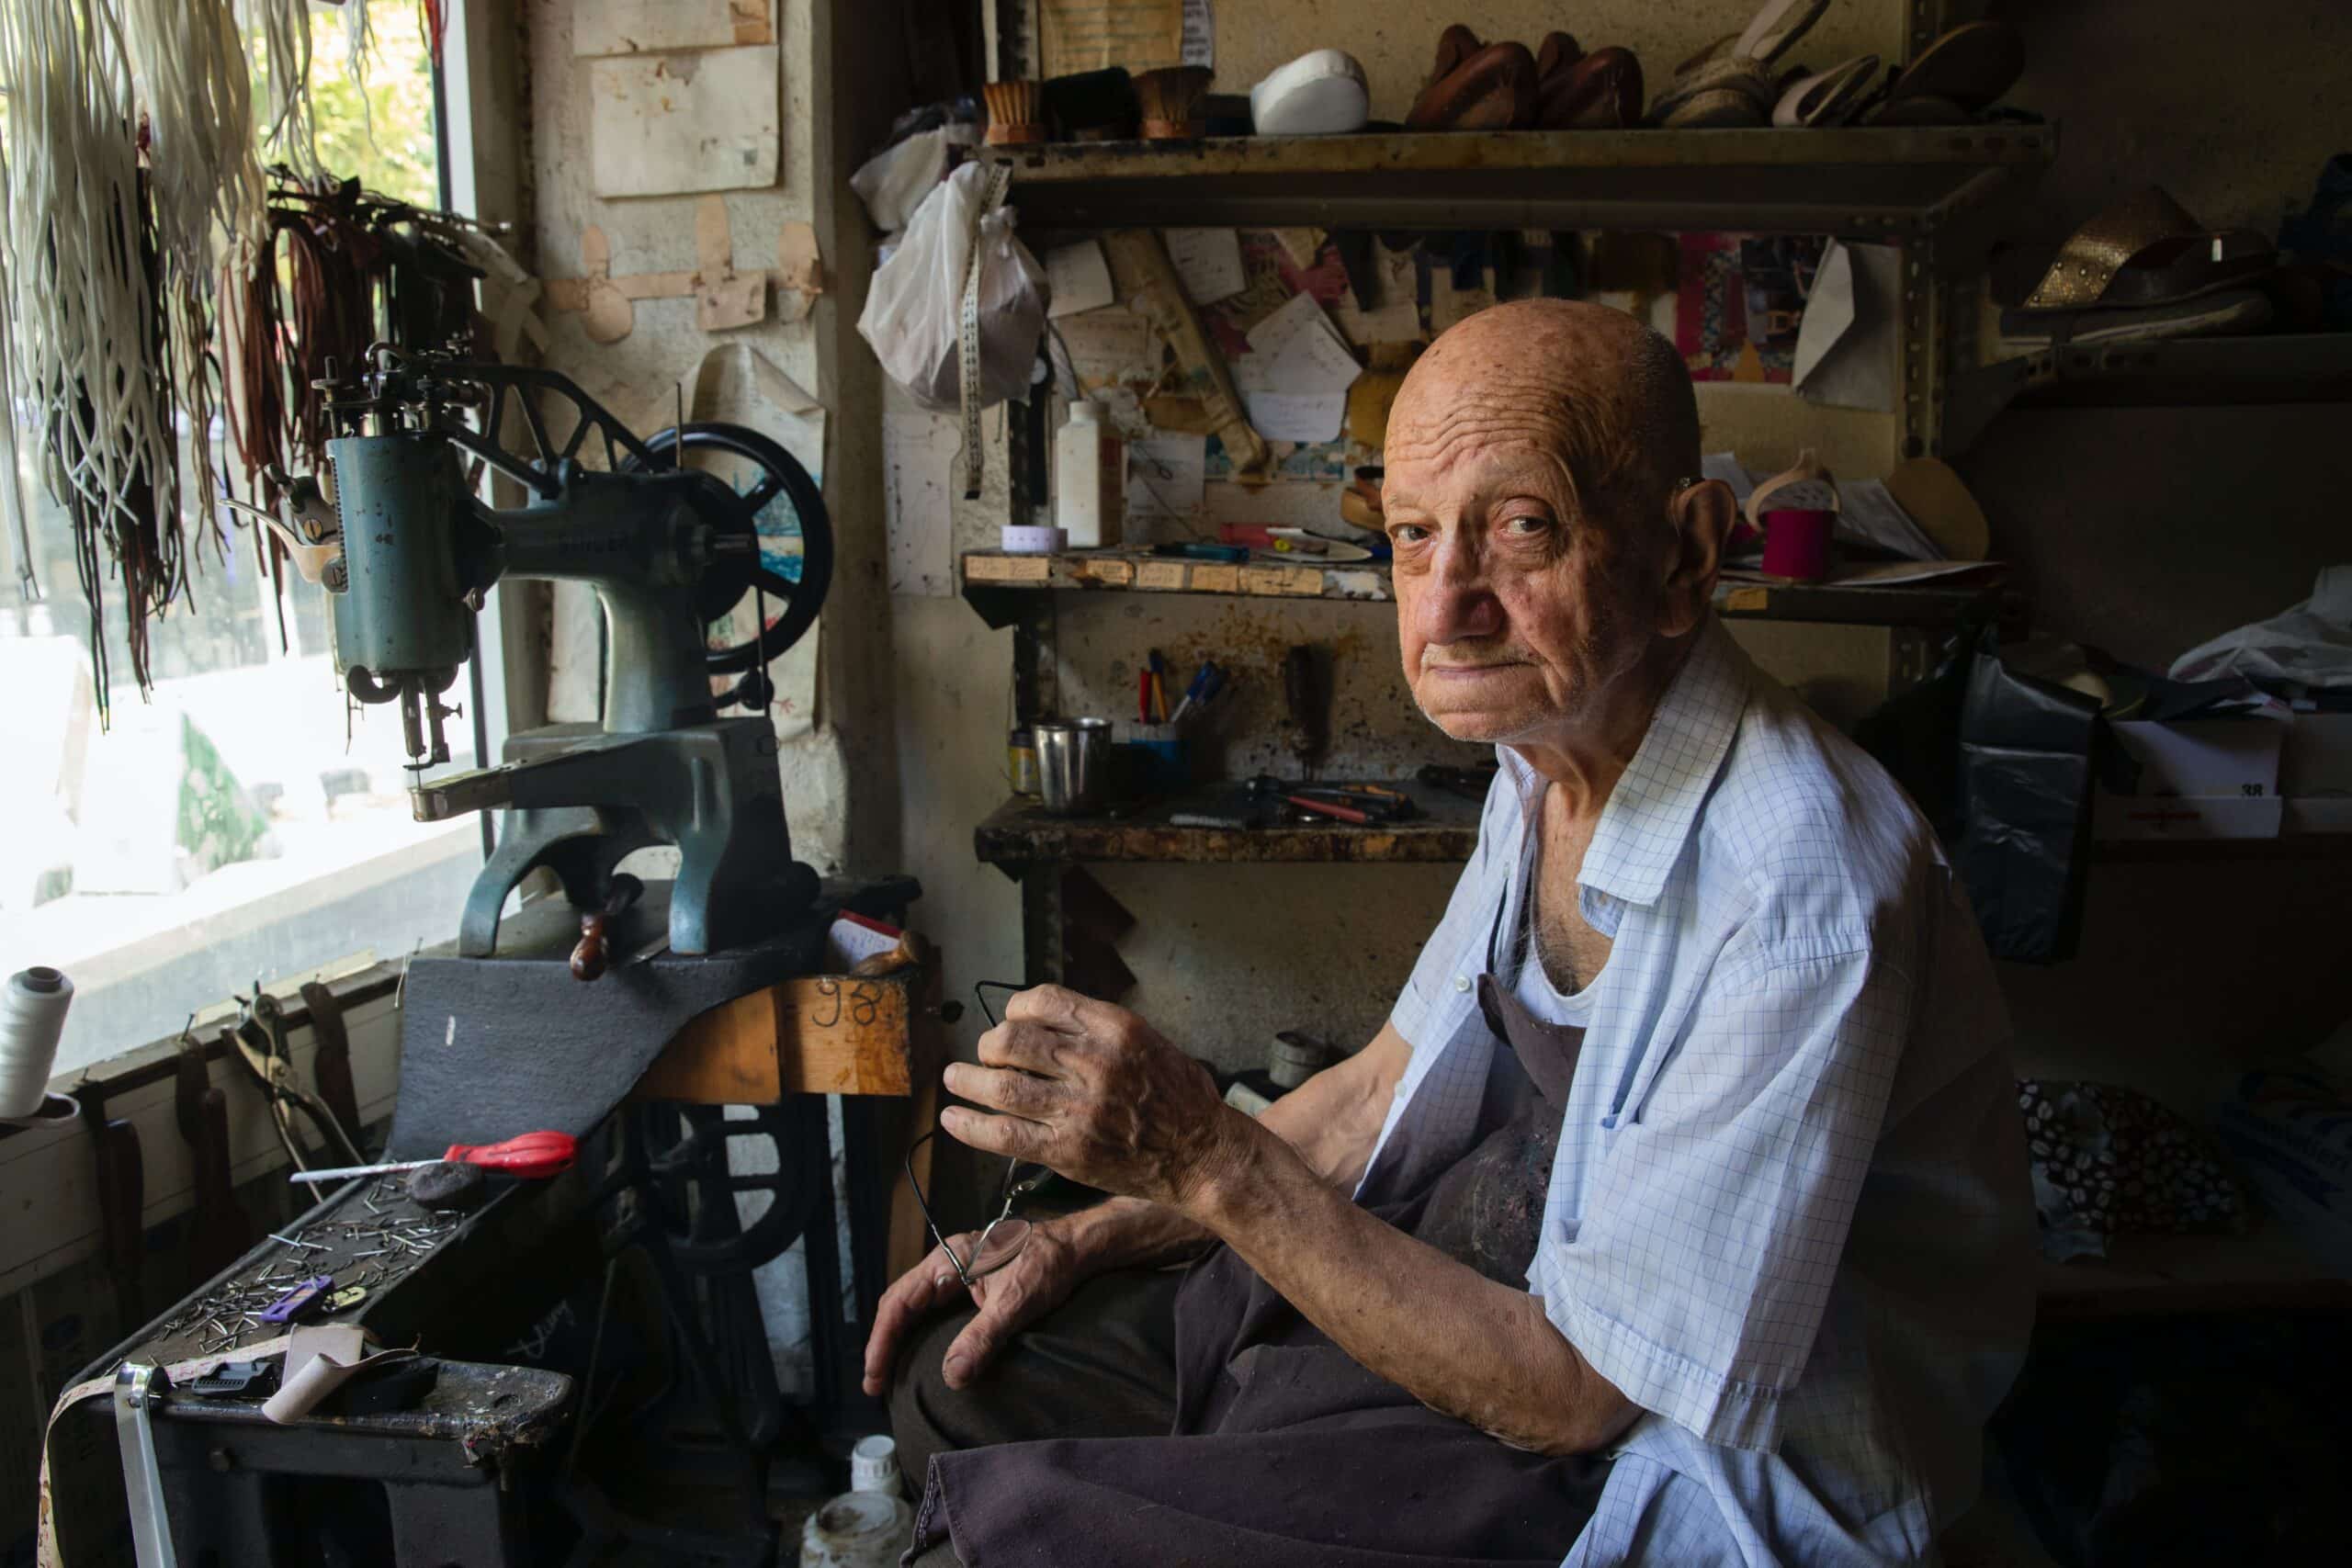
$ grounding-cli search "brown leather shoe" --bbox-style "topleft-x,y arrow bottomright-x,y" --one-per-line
1535,31 -> 1583,80
1535,45 -> 1644,130
1407,28 -> 1538,130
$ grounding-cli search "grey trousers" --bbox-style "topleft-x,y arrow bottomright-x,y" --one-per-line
887,1266 -> 1188,1566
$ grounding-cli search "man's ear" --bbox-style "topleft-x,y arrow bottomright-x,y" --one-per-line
1659,479 -> 1736,637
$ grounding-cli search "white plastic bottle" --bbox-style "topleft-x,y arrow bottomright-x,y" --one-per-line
1055,399 -> 1125,548
801,1436 -> 914,1567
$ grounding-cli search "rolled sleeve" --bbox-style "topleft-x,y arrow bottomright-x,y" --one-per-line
1536,940 -> 1913,1451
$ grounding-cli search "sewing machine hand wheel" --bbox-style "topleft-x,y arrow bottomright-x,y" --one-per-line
626,423 -> 833,712
638,1101 -> 822,1273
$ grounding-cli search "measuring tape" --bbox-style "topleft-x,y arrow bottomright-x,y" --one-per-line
958,163 -> 1014,501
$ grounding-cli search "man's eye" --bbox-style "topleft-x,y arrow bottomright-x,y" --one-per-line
1501,513 -> 1553,536
1390,523 -> 1431,545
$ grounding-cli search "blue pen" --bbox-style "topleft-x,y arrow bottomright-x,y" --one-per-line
1170,660 -> 1222,726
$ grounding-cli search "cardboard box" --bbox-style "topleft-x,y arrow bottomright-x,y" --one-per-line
2094,792 -> 2283,840
2097,717 -> 2286,840
2107,718 -> 2284,798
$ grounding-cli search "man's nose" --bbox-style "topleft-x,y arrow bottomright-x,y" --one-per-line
1417,526 -> 1501,645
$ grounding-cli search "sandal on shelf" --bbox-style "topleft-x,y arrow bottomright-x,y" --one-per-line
2003,187 -> 2278,348
1532,31 -> 1645,130
1772,52 -> 1880,128
1649,0 -> 1831,129
1408,25 -> 1539,130
1859,19 -> 2023,125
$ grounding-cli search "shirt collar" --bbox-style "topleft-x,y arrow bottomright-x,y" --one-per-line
1499,616 -> 1750,912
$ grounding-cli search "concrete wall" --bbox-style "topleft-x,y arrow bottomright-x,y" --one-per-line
526,0 -> 900,878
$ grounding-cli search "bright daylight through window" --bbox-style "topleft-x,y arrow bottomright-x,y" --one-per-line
0,5 -> 477,1073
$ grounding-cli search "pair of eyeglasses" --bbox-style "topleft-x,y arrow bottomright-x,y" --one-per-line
902,981 -> 1054,1291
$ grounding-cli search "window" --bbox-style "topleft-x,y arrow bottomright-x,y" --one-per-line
0,4 -> 486,1073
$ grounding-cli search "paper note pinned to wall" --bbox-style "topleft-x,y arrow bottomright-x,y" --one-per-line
1232,292 -> 1361,439
1055,305 -> 1159,389
1041,0 -> 1190,76
1793,240 -> 1899,413
1181,0 -> 1215,65
885,411 -> 964,596
1126,434 -> 1207,523
590,46 -> 780,197
1244,293 -> 1364,394
575,0 -> 774,56
1164,229 -> 1246,303
1045,241 -> 1116,319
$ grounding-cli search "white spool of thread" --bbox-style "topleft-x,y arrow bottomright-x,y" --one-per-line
1,967 -> 74,1120
850,1433 -> 901,1495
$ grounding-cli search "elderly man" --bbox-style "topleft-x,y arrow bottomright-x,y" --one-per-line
865,299 -> 2034,1566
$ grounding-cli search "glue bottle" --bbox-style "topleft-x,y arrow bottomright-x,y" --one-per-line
1055,399 -> 1124,549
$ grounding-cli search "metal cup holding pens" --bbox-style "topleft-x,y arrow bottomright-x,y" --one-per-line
1032,717 -> 1113,814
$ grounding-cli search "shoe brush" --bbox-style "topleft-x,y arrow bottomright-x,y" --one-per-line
1134,65 -> 1214,140
984,79 -> 1047,145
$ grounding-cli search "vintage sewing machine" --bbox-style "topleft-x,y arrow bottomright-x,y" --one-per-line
53,347 -> 934,1568
289,344 -> 835,957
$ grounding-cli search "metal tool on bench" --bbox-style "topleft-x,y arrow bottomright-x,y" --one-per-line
277,343 -> 834,958
223,983 -> 365,1174
1244,774 -> 1421,825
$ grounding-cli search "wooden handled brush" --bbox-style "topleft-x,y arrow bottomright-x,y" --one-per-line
983,79 -> 1046,145
1133,65 -> 1213,140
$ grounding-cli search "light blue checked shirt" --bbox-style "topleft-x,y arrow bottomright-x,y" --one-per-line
1377,617 -> 2035,1567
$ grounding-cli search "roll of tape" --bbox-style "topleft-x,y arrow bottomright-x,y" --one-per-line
0,967 -> 74,1120
1001,525 -> 1068,555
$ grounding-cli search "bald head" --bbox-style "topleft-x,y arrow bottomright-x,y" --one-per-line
1388,299 -> 1700,530
1378,300 -> 1733,758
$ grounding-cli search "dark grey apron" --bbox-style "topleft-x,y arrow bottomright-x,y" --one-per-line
911,856 -> 1612,1568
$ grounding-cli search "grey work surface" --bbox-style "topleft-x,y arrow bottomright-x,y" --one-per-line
386,883 -> 828,1158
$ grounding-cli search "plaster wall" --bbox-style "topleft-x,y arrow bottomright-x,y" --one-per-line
526,0 -> 899,878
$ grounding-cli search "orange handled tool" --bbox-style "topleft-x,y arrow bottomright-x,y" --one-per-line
288,1130 -> 580,1185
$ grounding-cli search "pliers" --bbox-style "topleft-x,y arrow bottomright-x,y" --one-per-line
224,984 -> 366,1174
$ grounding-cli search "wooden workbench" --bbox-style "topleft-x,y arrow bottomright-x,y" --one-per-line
631,936 -> 946,1278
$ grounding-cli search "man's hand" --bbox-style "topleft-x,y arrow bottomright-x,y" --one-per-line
943,986 -> 1250,1210
862,1219 -> 1086,1395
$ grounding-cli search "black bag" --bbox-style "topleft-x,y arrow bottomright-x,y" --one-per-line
1858,626 -> 2099,963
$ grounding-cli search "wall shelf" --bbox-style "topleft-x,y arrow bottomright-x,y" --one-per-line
2093,835 -> 2352,865
962,549 -> 2006,630
1946,333 -> 2352,448
2036,1224 -> 2352,1322
2001,333 -> 2352,412
976,782 -> 1484,871
986,126 -> 2054,237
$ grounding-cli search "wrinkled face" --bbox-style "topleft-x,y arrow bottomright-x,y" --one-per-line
1383,380 -> 1668,747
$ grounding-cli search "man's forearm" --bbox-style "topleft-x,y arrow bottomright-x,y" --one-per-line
1185,1111 -> 1636,1456
1056,1024 -> 1411,1271
1256,1021 -> 1410,1190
